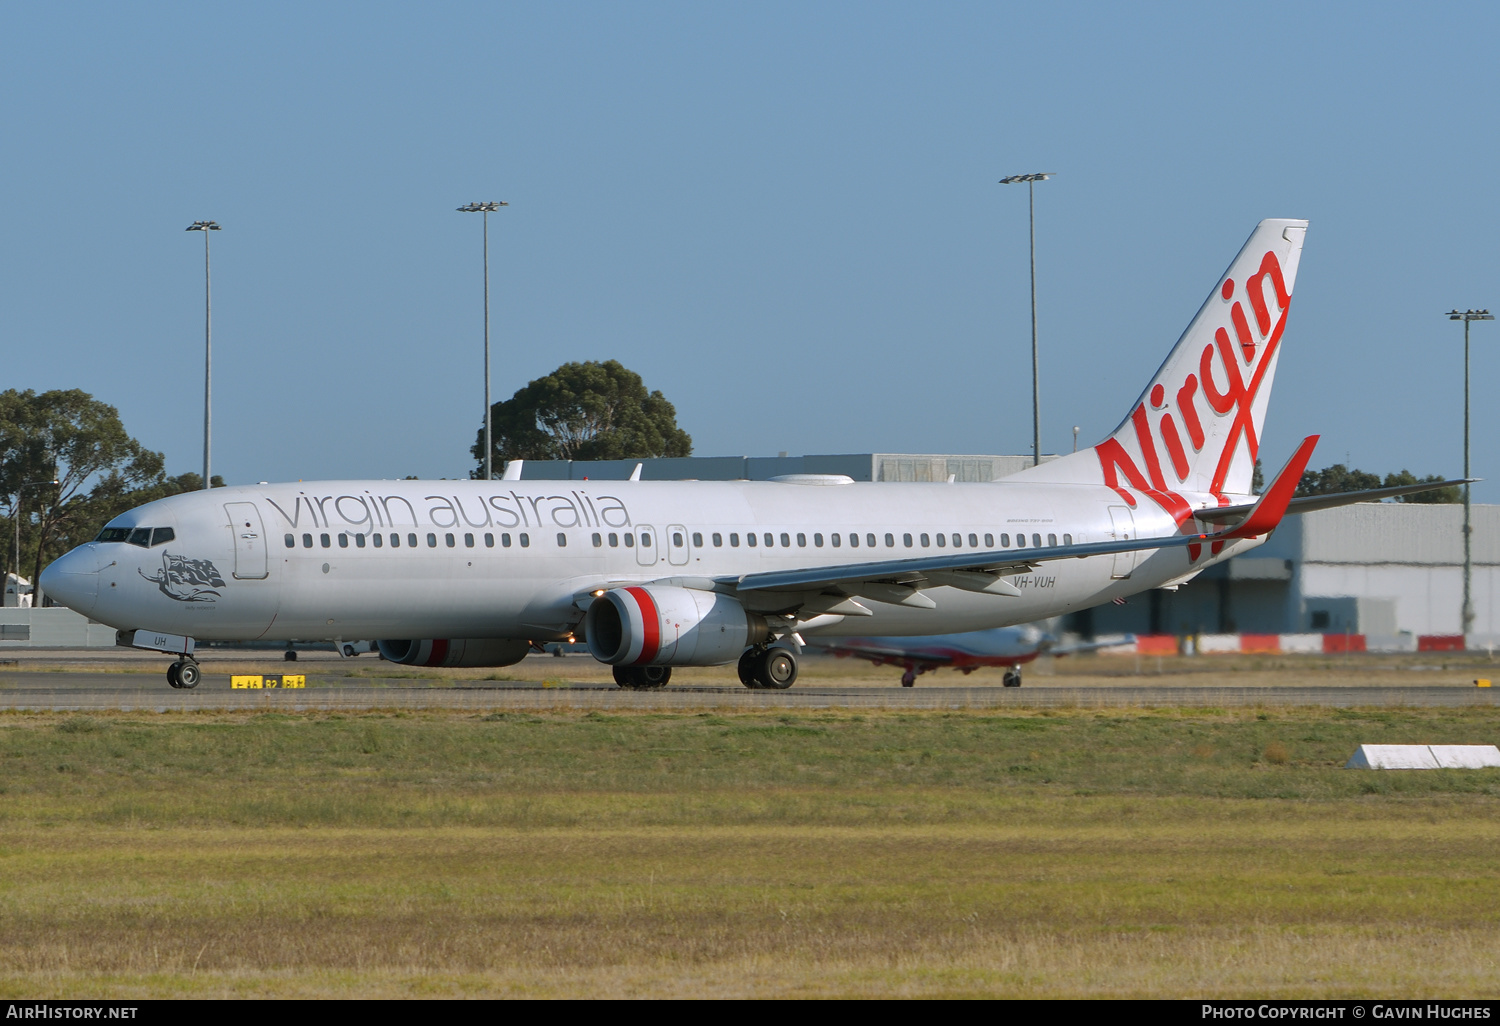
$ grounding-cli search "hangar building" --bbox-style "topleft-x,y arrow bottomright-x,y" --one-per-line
509,451 -> 1058,483
1069,502 -> 1498,648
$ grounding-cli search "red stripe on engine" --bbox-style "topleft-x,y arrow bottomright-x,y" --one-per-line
426,639 -> 450,666
625,587 -> 660,664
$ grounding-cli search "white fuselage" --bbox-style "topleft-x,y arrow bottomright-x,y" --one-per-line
42,476 -> 1263,648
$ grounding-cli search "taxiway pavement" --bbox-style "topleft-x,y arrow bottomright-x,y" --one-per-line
1,668 -> 1495,711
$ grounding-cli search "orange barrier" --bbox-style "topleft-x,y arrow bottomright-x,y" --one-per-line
1418,635 -> 1466,652
1322,634 -> 1367,653
1135,635 -> 1179,655
1240,634 -> 1282,654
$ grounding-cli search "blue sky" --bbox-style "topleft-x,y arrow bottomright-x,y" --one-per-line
3,2 -> 1497,498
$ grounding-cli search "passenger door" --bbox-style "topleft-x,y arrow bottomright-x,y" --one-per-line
224,502 -> 269,580
634,525 -> 658,567
1107,506 -> 1136,580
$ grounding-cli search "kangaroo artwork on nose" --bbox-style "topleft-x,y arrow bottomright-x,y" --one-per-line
139,552 -> 227,603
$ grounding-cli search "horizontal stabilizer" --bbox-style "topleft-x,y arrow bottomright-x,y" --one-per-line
1196,478 -> 1475,524
1048,633 -> 1138,657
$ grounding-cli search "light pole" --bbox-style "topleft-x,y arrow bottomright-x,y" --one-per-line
12,479 -> 56,607
999,173 -> 1054,466
1448,308 -> 1493,639
185,221 -> 221,490
457,201 -> 508,480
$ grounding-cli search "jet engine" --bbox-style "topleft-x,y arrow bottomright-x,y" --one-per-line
376,638 -> 531,667
585,586 -> 768,666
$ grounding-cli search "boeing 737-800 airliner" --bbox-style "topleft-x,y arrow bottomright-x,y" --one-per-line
39,219 -> 1458,689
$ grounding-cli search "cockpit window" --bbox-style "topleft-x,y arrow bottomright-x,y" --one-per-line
96,526 -> 174,547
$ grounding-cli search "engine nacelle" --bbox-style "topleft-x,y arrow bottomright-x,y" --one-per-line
585,586 -> 768,666
376,638 -> 531,668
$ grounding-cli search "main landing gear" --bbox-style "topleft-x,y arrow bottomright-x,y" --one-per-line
166,659 -> 201,690
1003,666 -> 1023,688
613,665 -> 672,690
738,647 -> 798,690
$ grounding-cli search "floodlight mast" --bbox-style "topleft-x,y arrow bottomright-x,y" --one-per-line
458,201 -> 509,481
999,173 -> 1055,466
184,221 -> 221,490
1448,308 -> 1493,639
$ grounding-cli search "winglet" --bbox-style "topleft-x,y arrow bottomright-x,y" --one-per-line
628,463 -> 643,482
501,460 -> 524,482
1219,435 -> 1319,540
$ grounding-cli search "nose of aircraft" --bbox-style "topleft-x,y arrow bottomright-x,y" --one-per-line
40,545 -> 100,615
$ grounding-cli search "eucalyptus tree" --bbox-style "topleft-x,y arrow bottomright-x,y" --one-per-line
471,360 -> 692,477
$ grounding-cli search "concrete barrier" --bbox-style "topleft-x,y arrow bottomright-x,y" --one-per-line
1278,633 -> 1324,654
1134,635 -> 1178,655
1418,635 -> 1466,652
1097,632 -> 1451,655
1346,744 -> 1500,769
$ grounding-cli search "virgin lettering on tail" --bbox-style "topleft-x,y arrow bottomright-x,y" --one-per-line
1019,219 -> 1308,540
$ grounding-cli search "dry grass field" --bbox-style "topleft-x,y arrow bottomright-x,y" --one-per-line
1,704 -> 1499,997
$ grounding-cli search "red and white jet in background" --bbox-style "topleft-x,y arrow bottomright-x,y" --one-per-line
810,625 -> 1134,687
42,218 -> 1464,690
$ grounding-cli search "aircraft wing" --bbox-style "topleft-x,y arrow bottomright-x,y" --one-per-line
813,640 -> 954,665
1047,633 -> 1137,656
722,437 -> 1319,614
732,534 -> 1170,600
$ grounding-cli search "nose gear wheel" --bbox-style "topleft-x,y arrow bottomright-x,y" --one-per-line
166,659 -> 200,689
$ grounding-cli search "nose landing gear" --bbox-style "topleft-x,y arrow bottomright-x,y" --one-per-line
114,631 -> 202,690
166,659 -> 201,689
1003,666 -> 1022,688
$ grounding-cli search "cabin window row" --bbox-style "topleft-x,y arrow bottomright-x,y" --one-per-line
286,531 -> 534,549
282,529 -> 1074,551
702,531 -> 1071,549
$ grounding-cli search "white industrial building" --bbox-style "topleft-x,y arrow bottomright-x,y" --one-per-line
3,572 -> 32,607
1073,503 -> 1498,648
510,451 -> 1060,483
1,607 -> 117,646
